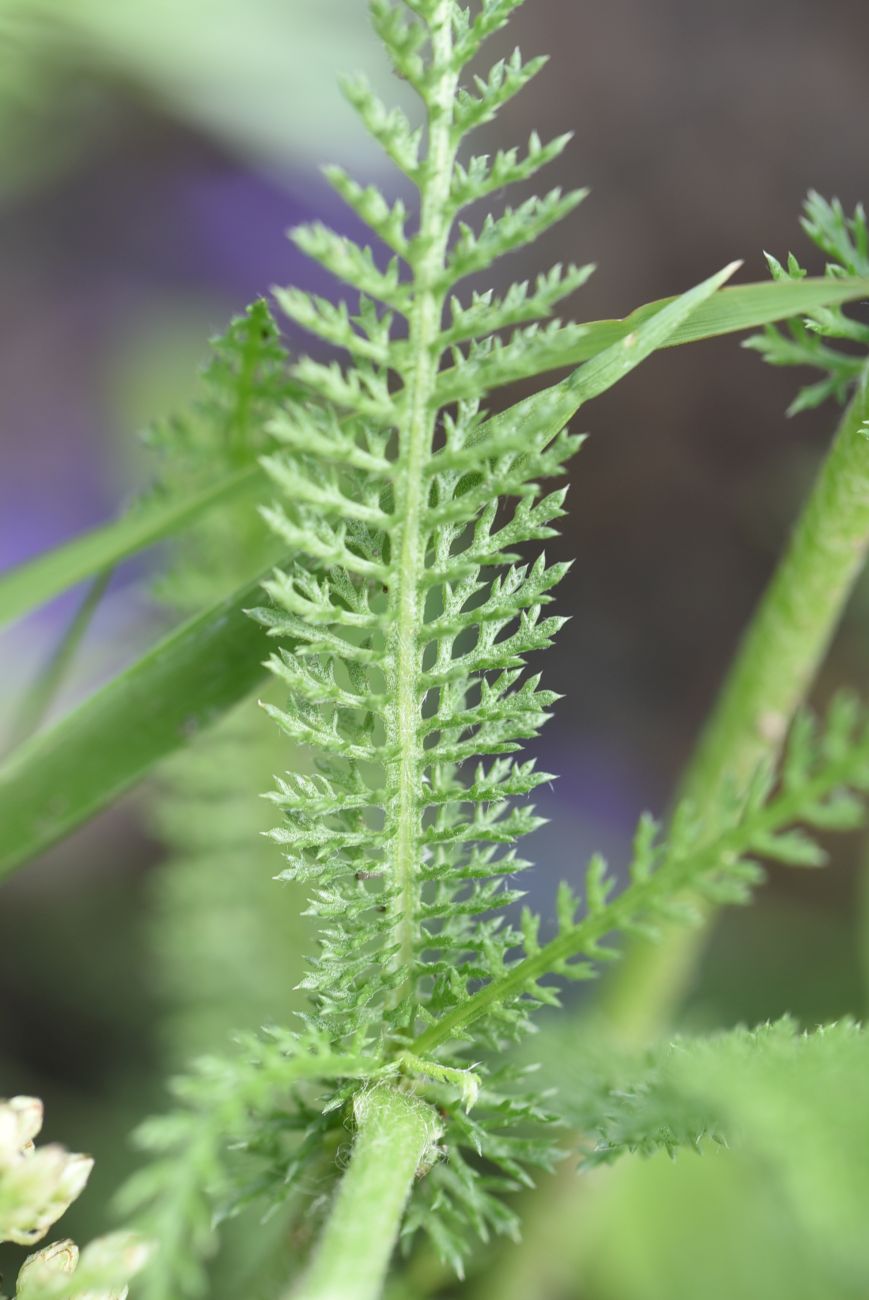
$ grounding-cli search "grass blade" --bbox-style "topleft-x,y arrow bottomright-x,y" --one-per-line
482,261 -> 743,448
6,566 -> 115,750
0,575 -> 271,877
549,275 -> 869,366
435,275 -> 869,394
0,463 -> 265,628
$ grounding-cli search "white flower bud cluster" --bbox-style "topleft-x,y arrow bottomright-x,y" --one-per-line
0,1098 -> 152,1298
15,1231 -> 153,1299
15,1238 -> 78,1294
0,1098 -> 93,1247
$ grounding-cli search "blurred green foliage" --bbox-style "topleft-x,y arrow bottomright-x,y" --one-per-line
581,1021 -> 869,1300
0,0 -> 388,196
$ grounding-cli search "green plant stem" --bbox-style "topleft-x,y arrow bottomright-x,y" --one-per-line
684,380 -> 869,804
384,2 -> 458,1015
289,1087 -> 440,1300
604,373 -> 869,1042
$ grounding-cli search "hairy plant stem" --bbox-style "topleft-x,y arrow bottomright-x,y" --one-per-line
384,4 -> 458,1020
288,1087 -> 440,1300
604,371 -> 869,1042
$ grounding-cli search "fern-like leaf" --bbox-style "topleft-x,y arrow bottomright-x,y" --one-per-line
228,0 -> 799,1271
145,304 -> 309,1059
240,0 -> 594,1263
744,192 -> 869,413
412,696 -> 869,1053
256,5 -> 589,1054
117,1029 -> 377,1300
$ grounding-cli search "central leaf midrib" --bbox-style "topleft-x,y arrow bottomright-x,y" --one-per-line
384,5 -> 458,1022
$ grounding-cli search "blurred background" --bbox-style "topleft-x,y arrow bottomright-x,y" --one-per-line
1,1 -> 868,1297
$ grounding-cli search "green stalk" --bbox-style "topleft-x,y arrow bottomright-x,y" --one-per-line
289,1087 -> 441,1300
384,1 -> 458,1014
604,372 -> 869,1041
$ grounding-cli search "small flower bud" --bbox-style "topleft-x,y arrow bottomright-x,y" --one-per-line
0,1096 -> 94,1246
9,1098 -> 44,1150
15,1232 -> 152,1299
17,1238 -> 79,1294
0,1098 -> 44,1165
56,1153 -> 94,1206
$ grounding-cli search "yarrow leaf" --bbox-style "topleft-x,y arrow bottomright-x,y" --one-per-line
744,192 -> 869,414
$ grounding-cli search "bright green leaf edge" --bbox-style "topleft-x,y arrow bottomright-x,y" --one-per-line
0,574 -> 271,878
3,276 -> 866,632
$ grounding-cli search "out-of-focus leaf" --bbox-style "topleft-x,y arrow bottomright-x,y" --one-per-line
0,574 -> 271,877
0,0 -> 385,187
530,1018 -> 869,1300
0,464 -> 264,628
6,566 -> 114,748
